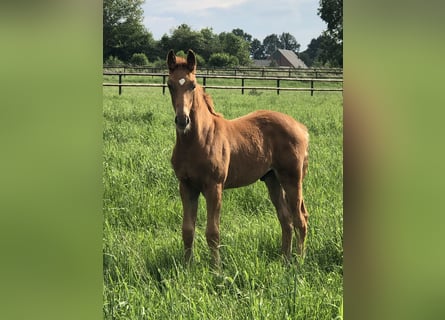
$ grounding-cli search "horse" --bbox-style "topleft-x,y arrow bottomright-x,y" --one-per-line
166,49 -> 309,266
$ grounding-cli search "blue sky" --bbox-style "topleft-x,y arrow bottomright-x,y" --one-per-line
142,0 -> 327,51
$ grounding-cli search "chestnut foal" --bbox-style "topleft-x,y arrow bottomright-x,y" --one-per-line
166,49 -> 309,266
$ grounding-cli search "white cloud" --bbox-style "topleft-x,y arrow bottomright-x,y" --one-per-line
146,0 -> 249,15
144,16 -> 178,37
142,0 -> 325,50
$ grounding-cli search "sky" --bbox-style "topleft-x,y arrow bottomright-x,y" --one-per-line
142,0 -> 327,52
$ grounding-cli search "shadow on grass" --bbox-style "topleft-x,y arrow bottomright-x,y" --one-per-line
138,228 -> 342,294
306,240 -> 343,273
104,110 -> 154,125
256,231 -> 343,273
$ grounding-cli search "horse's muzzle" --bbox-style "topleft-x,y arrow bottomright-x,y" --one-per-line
175,114 -> 190,130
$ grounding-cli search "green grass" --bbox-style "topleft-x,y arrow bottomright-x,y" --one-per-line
103,86 -> 343,319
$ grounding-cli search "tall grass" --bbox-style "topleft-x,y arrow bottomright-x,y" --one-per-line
103,87 -> 343,319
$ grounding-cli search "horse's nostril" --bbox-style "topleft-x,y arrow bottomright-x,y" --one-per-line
175,114 -> 190,129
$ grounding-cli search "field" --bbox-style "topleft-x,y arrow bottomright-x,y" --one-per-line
103,86 -> 343,319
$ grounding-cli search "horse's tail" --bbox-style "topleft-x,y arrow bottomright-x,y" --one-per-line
302,127 -> 309,179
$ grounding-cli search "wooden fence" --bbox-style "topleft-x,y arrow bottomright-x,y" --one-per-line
103,66 -> 343,79
103,72 -> 343,96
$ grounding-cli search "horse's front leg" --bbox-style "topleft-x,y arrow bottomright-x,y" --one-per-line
203,183 -> 223,267
179,181 -> 199,264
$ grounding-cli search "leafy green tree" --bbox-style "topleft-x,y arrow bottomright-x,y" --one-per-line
318,0 -> 343,43
200,28 -> 221,61
262,32 -> 300,57
250,38 -> 265,59
318,0 -> 343,66
130,53 -> 149,66
157,34 -> 171,59
104,55 -> 124,66
218,32 -> 250,65
232,28 -> 252,43
299,34 -> 330,67
169,24 -> 205,55
262,34 -> 280,57
156,26 -> 251,66
318,34 -> 342,67
103,0 -> 155,62
208,53 -> 239,67
279,32 -> 300,52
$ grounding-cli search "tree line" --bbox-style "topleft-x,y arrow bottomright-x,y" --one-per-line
104,0 -> 342,68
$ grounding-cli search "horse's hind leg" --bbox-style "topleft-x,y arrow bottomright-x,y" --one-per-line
262,171 -> 293,261
276,163 -> 308,257
179,181 -> 199,264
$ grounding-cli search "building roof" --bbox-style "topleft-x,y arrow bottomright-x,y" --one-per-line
273,49 -> 307,68
251,59 -> 271,67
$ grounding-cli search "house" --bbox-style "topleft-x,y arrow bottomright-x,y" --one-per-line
251,59 -> 271,67
270,49 -> 307,68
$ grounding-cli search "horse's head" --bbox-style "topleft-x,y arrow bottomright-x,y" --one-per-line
166,49 -> 197,133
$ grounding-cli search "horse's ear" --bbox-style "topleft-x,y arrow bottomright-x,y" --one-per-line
187,49 -> 196,72
167,49 -> 176,72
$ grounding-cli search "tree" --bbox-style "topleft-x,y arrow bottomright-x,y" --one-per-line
262,34 -> 280,57
157,27 -> 251,66
318,0 -> 343,43
103,0 -> 155,62
129,53 -> 149,66
208,53 -> 239,67
157,34 -> 171,59
299,36 -> 322,67
170,24 -> 205,53
232,28 -> 252,43
318,0 -> 343,66
200,28 -> 221,61
218,32 -> 250,65
318,34 -> 342,67
299,34 -> 331,67
104,55 -> 124,66
262,33 -> 300,57
250,38 -> 265,59
279,32 -> 300,52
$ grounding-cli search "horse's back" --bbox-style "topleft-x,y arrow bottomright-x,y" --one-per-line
232,110 -> 308,146
222,110 -> 308,188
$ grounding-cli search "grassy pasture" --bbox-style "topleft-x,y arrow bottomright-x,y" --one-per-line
103,86 -> 343,319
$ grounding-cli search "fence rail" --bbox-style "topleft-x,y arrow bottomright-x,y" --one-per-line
103,71 -> 343,96
104,66 -> 343,78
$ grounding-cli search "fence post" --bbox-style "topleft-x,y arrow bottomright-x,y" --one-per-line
277,79 -> 280,95
118,73 -> 122,95
310,80 -> 314,96
162,75 -> 166,95
203,77 -> 206,92
242,78 -> 244,95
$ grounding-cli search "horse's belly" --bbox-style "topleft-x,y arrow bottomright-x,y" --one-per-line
224,161 -> 270,189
